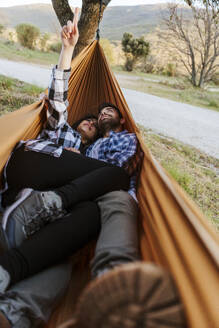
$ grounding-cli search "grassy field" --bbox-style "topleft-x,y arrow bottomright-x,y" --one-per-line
140,126 -> 219,231
0,74 -> 218,231
0,74 -> 44,116
0,40 -> 59,66
0,40 -> 218,111
113,68 -> 219,112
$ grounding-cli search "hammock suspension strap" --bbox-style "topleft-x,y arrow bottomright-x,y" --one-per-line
96,0 -> 103,41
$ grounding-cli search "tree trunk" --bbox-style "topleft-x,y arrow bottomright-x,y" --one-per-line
51,0 -> 111,57
75,0 -> 107,56
198,67 -> 205,88
51,0 -> 74,26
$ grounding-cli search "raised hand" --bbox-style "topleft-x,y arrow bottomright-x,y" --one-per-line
61,7 -> 79,48
58,8 -> 80,70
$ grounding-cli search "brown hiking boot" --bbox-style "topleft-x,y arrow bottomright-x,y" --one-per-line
0,311 -> 11,328
74,262 -> 187,328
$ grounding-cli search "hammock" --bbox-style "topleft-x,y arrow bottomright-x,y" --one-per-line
0,41 -> 218,328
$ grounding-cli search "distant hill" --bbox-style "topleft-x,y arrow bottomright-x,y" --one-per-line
0,4 -> 190,41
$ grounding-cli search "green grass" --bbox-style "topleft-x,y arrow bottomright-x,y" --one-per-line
0,40 -> 59,66
0,74 -> 44,116
139,125 -> 219,231
113,67 -> 219,112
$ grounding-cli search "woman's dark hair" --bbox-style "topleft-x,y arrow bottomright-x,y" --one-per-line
98,102 -> 123,119
72,114 -> 98,131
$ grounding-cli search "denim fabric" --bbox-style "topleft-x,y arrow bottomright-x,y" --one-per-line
0,261 -> 71,328
91,190 -> 140,277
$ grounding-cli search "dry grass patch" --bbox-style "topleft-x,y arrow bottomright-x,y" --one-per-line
0,75 -> 43,116
139,125 -> 219,231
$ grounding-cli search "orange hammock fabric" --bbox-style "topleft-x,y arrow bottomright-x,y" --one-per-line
0,41 -> 218,328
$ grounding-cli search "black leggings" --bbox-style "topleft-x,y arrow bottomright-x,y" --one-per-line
3,145 -> 129,208
0,201 -> 101,285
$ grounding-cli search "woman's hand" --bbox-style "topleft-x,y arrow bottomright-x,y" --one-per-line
58,8 -> 80,70
65,147 -> 81,154
61,8 -> 79,49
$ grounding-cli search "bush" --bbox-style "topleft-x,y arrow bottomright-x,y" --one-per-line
16,23 -> 40,49
162,63 -> 177,77
100,38 -> 115,65
49,42 -> 62,53
0,24 -> 4,35
39,33 -> 50,51
211,74 -> 219,86
122,33 -> 150,72
208,99 -> 219,108
142,62 -> 155,73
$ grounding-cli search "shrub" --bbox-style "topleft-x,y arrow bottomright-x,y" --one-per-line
39,33 -> 50,51
0,24 -> 4,35
162,63 -> 177,77
122,33 -> 150,72
100,38 -> 115,65
16,23 -> 40,49
208,99 -> 219,108
49,42 -> 62,53
211,74 -> 219,86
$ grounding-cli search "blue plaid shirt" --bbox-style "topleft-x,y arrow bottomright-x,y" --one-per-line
86,130 -> 137,170
86,130 -> 138,200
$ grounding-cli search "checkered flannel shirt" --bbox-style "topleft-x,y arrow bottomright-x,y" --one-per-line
25,66 -> 81,157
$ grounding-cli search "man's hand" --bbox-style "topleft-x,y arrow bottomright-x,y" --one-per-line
61,8 -> 79,49
39,92 -> 48,101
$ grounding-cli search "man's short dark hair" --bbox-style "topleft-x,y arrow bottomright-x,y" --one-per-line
98,102 -> 123,119
72,114 -> 98,131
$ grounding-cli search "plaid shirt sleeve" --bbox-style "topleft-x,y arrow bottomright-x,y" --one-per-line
113,134 -> 138,171
46,66 -> 71,130
128,175 -> 138,202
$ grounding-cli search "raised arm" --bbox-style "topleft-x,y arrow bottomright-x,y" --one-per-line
46,8 -> 79,130
58,7 -> 79,70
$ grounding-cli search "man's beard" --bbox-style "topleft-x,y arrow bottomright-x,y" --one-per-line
99,117 -> 120,135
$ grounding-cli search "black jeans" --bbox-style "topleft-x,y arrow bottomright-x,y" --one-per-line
0,201 -> 101,285
3,145 -> 129,208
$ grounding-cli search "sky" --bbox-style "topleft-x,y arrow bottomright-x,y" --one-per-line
0,0 -> 170,7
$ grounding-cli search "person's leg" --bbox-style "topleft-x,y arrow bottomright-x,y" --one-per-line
91,190 -> 140,277
0,261 -> 71,328
3,165 -> 129,249
3,146 -> 111,207
0,201 -> 100,288
54,166 -> 129,209
74,191 -> 186,328
7,146 -> 113,190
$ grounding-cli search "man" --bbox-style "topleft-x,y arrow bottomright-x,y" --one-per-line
0,11 -> 185,328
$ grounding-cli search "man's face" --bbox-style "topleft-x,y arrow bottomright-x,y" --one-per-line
77,118 -> 98,142
98,107 -> 121,129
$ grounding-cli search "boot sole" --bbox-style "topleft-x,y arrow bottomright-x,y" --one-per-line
75,262 -> 186,328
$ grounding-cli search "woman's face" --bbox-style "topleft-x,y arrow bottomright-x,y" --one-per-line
77,118 -> 98,143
